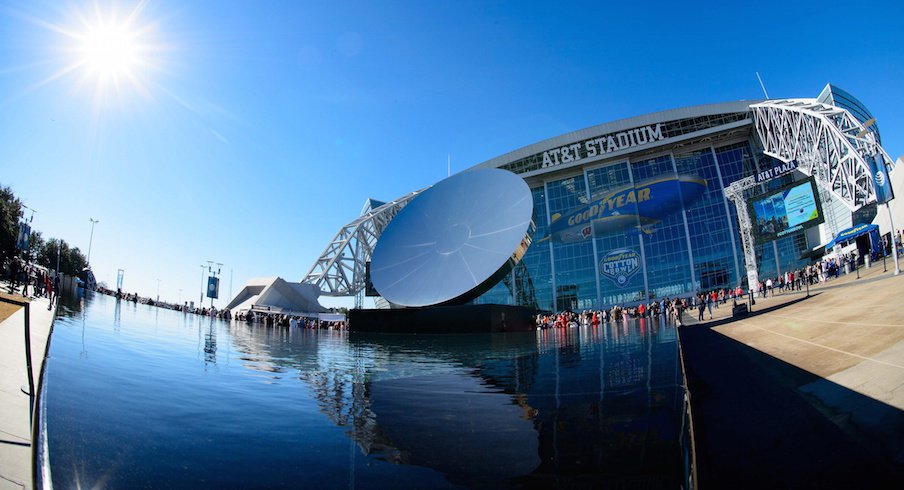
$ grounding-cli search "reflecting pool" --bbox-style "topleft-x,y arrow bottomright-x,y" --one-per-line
45,294 -> 687,488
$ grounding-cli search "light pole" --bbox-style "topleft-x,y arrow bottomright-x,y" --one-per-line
87,218 -> 99,266
199,265 -> 206,308
156,279 -> 161,303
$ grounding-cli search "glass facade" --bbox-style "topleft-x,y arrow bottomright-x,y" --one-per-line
476,134 -> 818,311
817,84 -> 880,143
546,176 -> 597,311
464,89 -> 885,310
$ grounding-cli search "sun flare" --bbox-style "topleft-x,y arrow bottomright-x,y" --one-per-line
39,1 -> 162,97
78,23 -> 139,80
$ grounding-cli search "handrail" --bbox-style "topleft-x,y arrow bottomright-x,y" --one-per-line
0,297 -> 34,409
31,297 -> 57,490
0,293 -> 56,489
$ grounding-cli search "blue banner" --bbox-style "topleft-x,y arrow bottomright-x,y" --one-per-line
207,276 -> 220,299
16,221 -> 30,250
868,155 -> 894,204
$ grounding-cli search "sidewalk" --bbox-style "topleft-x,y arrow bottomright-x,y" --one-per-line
0,283 -> 56,490
679,264 -> 904,487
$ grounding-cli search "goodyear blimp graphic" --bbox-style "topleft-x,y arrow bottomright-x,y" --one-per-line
547,175 -> 707,243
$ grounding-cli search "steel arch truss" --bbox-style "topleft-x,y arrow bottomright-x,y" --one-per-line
302,190 -> 424,297
751,99 -> 895,211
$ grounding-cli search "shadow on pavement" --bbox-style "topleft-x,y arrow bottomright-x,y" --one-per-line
679,294 -> 904,488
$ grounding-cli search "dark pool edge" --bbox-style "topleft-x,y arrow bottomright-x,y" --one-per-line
32,296 -> 58,490
675,324 -> 698,490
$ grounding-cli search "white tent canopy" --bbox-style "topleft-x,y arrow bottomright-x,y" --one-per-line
225,277 -> 327,315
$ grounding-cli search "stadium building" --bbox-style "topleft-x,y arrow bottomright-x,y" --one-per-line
303,84 -> 899,312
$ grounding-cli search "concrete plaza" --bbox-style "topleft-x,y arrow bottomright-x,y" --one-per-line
680,261 -> 904,487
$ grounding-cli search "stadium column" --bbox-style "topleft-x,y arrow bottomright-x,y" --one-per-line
583,170 -> 603,308
710,146 -> 743,285
670,151 -> 698,293
543,181 -> 557,309
626,158 -> 651,302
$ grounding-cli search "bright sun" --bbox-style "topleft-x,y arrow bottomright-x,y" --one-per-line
42,2 -> 160,96
79,24 -> 140,80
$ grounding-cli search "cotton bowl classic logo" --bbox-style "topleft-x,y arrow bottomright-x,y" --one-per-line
601,249 -> 640,287
547,175 -> 707,242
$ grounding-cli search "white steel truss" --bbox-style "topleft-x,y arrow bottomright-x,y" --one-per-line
723,175 -> 759,289
751,99 -> 895,211
302,190 -> 425,299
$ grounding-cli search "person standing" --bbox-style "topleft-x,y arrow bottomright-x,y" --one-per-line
45,274 -> 53,309
697,295 -> 706,321
20,267 -> 30,297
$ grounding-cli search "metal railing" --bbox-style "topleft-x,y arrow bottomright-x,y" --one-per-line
0,297 -> 34,410
675,326 -> 699,490
0,293 -> 56,489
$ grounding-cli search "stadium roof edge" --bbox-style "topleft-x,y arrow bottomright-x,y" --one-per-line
472,99 -> 764,171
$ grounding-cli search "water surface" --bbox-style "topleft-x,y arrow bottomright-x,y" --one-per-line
46,294 -> 686,488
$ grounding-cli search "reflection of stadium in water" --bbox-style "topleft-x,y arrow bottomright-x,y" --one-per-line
227,319 -> 684,487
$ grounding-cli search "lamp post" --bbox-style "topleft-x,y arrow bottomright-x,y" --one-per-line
87,218 -> 99,266
199,265 -> 206,308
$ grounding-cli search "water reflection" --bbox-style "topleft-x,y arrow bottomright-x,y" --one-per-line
204,321 -> 217,366
225,318 -> 683,487
47,294 -> 684,488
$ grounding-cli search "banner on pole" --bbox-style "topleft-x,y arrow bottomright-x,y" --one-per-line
16,221 -> 30,250
868,155 -> 894,204
207,276 -> 220,299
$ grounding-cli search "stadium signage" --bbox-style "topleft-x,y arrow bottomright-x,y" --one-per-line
541,123 -> 665,168
601,249 -> 641,287
755,160 -> 798,183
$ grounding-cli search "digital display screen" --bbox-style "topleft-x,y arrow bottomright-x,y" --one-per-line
748,177 -> 824,242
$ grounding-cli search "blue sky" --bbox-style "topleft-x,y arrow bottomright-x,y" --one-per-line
2,0 -> 902,308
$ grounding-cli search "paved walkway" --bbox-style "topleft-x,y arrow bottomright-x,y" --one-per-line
0,284 -> 56,490
680,263 -> 904,487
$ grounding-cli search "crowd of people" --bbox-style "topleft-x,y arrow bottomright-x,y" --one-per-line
4,258 -> 61,309
536,295 -> 705,329
538,247 -> 889,329
94,284 -> 349,329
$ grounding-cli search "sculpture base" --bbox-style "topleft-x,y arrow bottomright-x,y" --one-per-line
348,304 -> 537,333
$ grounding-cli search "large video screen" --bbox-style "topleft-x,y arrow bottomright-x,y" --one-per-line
748,177 -> 824,242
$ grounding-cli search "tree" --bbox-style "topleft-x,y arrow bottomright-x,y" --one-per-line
59,243 -> 87,276
0,183 -> 24,266
0,183 -> 87,275
26,230 -> 44,265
